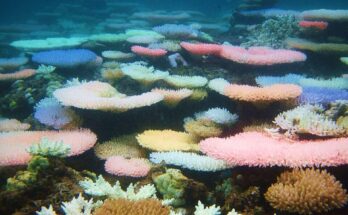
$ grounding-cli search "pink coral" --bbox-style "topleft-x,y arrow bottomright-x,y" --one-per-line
180,42 -> 222,55
0,69 -> 36,81
104,156 -> 151,177
223,84 -> 302,103
219,46 -> 307,65
199,132 -> 348,167
0,129 -> 97,166
299,20 -> 328,30
131,45 -> 167,57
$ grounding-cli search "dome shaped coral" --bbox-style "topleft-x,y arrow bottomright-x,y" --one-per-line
265,168 -> 348,214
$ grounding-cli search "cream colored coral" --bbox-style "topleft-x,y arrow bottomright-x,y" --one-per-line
94,134 -> 146,160
136,129 -> 199,151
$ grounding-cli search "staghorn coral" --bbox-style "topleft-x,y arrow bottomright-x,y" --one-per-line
94,134 -> 146,160
27,138 -> 71,158
79,175 -> 156,200
265,168 -> 348,214
93,198 -> 170,215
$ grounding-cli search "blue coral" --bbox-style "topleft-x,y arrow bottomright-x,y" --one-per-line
300,87 -> 348,104
32,49 -> 97,68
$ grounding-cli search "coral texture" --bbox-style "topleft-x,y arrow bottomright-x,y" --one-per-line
93,198 -> 170,215
136,129 -> 199,151
265,169 -> 348,214
199,132 -> 348,167
104,156 -> 151,177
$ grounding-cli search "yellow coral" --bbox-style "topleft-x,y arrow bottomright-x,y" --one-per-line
93,198 -> 170,215
94,134 -> 146,160
265,168 -> 348,214
184,118 -> 222,139
136,129 -> 199,151
189,89 -> 208,102
101,68 -> 124,81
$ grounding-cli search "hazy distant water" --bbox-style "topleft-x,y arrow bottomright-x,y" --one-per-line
0,0 -> 347,23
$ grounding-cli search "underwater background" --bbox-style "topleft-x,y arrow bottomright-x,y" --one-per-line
0,0 -> 348,214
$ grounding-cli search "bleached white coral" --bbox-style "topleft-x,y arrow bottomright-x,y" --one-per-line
27,137 -> 71,157
37,64 -> 56,74
120,61 -> 169,84
79,175 -> 157,200
164,75 -> 208,88
61,194 -> 102,215
36,205 -> 57,215
150,151 -> 232,172
274,104 -> 345,137
194,201 -> 221,215
36,194 -> 102,215
195,107 -> 238,125
208,78 -> 229,94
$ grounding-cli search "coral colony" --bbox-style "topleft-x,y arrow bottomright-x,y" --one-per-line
0,0 -> 348,214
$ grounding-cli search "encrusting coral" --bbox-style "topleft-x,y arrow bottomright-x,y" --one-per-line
265,168 -> 348,214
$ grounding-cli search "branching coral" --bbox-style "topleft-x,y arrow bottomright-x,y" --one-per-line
274,104 -> 345,138
79,175 -> 157,200
241,15 -> 299,48
265,169 -> 348,214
